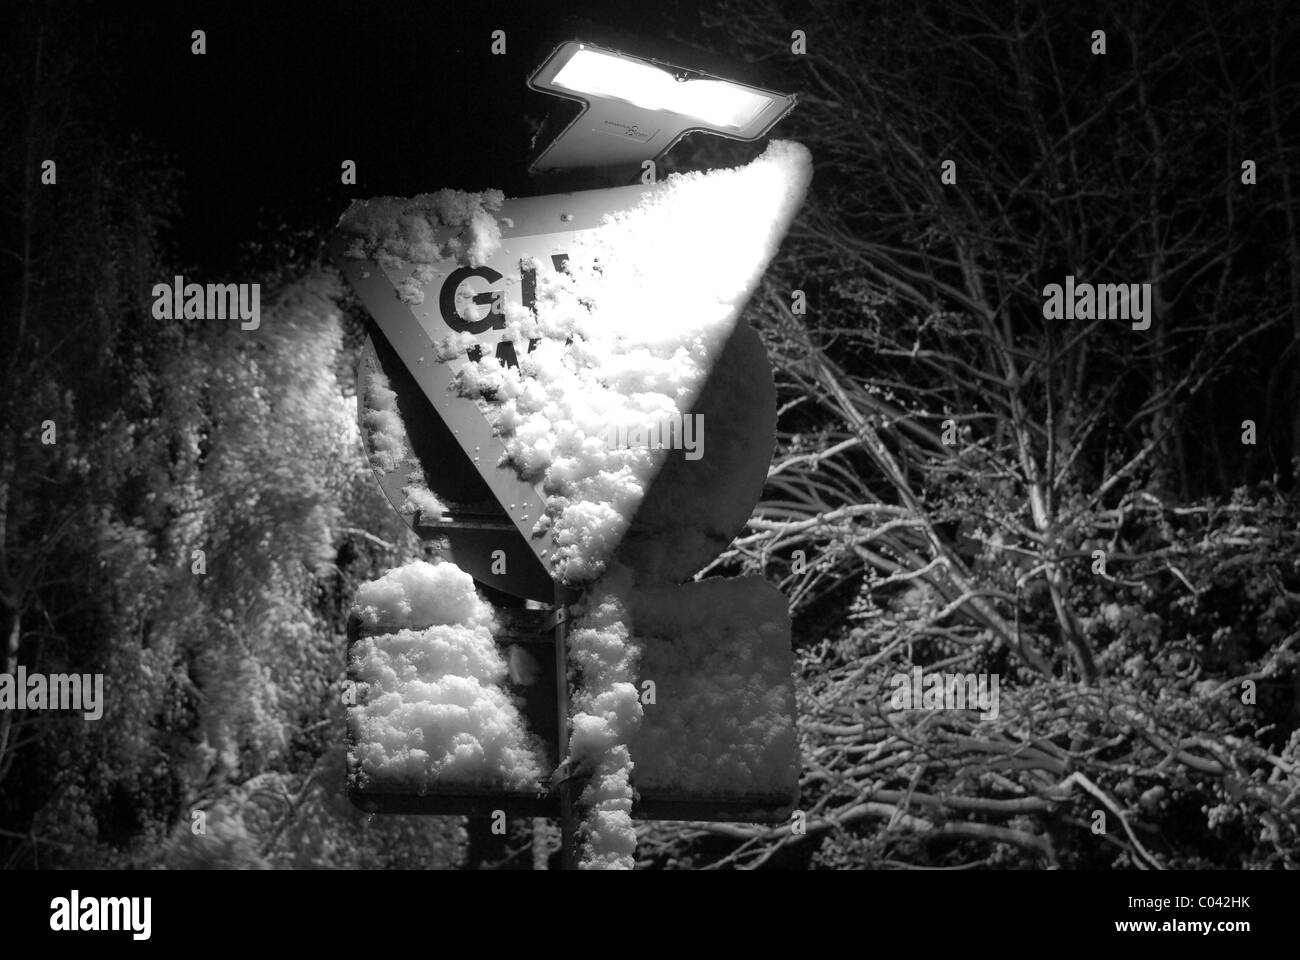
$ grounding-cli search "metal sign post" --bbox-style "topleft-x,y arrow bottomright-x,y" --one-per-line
525,584 -> 581,869
552,587 -> 577,870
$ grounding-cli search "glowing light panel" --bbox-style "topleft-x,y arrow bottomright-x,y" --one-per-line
551,49 -> 775,130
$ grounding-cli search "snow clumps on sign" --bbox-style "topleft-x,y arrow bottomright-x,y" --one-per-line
341,142 -> 812,867
339,189 -> 504,269
628,577 -> 798,797
400,483 -> 445,522
562,574 -> 798,868
359,368 -> 445,522
348,560 -> 545,789
360,369 -> 408,474
456,140 -> 814,585
536,143 -> 810,867
564,566 -> 643,869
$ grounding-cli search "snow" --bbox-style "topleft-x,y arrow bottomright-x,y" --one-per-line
339,189 -> 505,268
454,141 -> 813,585
348,560 -> 544,789
396,276 -> 425,305
353,559 -> 493,632
360,370 -> 408,474
400,479 -> 445,523
563,574 -> 798,867
483,145 -> 808,867
346,143 -> 811,585
565,566 -> 642,869
360,370 -> 445,523
627,577 -> 798,797
506,645 -> 542,687
343,142 -> 811,867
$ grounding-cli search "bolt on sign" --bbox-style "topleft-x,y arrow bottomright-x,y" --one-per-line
332,142 -> 811,827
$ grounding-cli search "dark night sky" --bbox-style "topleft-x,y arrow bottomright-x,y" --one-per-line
85,0 -> 730,273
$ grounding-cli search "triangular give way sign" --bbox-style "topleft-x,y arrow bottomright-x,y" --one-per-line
331,141 -> 812,599
333,142 -> 814,835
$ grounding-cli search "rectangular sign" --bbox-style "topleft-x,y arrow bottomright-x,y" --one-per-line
346,578 -> 800,823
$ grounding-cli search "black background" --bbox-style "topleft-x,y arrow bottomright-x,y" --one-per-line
98,0 -> 727,271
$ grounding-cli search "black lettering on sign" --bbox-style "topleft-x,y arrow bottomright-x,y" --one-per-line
446,256 -> 570,368
495,340 -> 519,367
440,266 -> 506,335
520,260 -> 537,313
519,254 -> 571,314
506,254 -> 571,369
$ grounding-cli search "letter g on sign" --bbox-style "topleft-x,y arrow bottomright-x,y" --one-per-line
440,266 -> 506,335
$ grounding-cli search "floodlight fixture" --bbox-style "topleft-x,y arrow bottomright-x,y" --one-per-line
527,40 -> 796,176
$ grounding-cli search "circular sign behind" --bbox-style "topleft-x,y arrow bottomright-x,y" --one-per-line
610,320 -> 776,584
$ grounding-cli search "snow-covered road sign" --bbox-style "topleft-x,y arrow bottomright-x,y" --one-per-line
332,185 -> 662,605
336,142 -> 812,845
346,576 -> 799,824
335,187 -> 800,822
331,180 -> 777,599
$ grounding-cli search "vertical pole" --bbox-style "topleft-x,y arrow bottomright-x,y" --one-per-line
554,584 -> 577,869
531,817 -> 551,870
